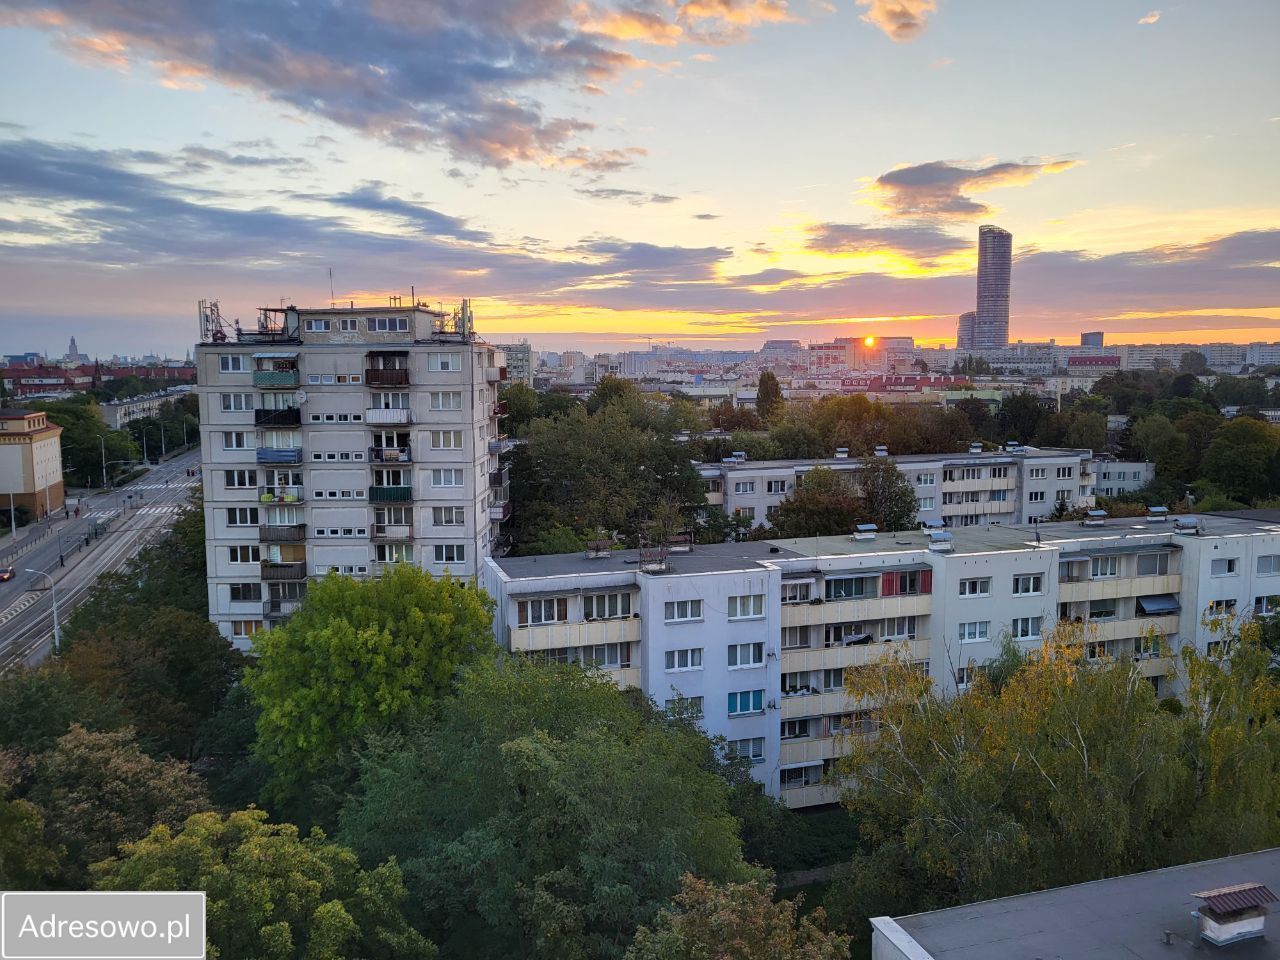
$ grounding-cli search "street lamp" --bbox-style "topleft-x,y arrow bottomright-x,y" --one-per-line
24,568 -> 61,655
99,435 -> 107,488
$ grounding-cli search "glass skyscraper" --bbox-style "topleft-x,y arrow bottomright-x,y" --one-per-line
974,225 -> 1012,350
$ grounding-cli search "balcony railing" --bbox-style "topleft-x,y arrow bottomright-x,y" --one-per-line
365,408 -> 411,425
260,523 -> 306,542
256,447 -> 303,465
263,597 -> 303,618
369,445 -> 413,463
365,368 -> 410,386
493,400 -> 509,417
254,408 -> 301,427
485,365 -> 508,383
489,500 -> 512,522
253,369 -> 300,388
489,465 -> 509,488
488,436 -> 514,455
491,482 -> 510,505
372,523 -> 414,541
369,485 -> 413,502
261,561 -> 307,581
258,485 -> 304,504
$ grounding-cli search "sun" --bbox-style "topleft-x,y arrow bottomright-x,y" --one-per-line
863,336 -> 876,347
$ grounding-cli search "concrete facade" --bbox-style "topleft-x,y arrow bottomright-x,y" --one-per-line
0,409 -> 64,518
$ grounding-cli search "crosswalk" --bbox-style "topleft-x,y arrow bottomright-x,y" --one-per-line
129,481 -> 199,490
138,504 -> 186,516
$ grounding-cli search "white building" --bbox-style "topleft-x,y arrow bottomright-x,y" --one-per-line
195,300 -> 512,647
1095,459 -> 1155,497
482,510 -> 1280,809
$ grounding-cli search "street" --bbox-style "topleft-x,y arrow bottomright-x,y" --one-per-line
0,449 -> 202,671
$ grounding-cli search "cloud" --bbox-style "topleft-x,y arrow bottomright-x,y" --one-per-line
806,222 -> 969,261
581,8 -> 684,45
677,0 -> 799,44
175,145 -> 310,173
320,181 -> 492,241
576,187 -> 679,205
873,158 -> 1079,219
694,213 -> 720,220
855,0 -> 937,41
930,56 -> 953,69
1138,10 -> 1161,25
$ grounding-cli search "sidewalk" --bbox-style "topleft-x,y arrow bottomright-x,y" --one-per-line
0,509 -> 82,566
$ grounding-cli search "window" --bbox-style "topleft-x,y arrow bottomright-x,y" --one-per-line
959,578 -> 991,598
1090,556 -> 1119,579
727,689 -> 765,716
432,506 -> 465,526
579,643 -> 630,668
1137,553 -> 1170,576
734,481 -> 755,494
1011,616 -> 1042,639
991,466 -> 1009,479
917,497 -> 936,510
825,575 -> 877,600
955,666 -> 976,688
304,318 -> 331,332
1206,599 -> 1237,616
780,765 -> 822,789
990,489 -> 1008,502
728,642 -> 765,668
228,545 -> 261,563
664,599 -> 703,622
958,621 -> 989,643
517,597 -> 568,625
734,506 -> 756,520
1012,574 -> 1043,596
780,719 -> 810,740
781,625 -> 810,649
224,469 -> 257,488
431,468 -> 464,487
780,581 -> 812,604
428,352 -> 461,371
218,355 -> 247,372
433,544 -> 466,564
881,616 -> 917,639
1029,467 -> 1047,480
1257,555 -> 1280,576
942,468 -> 955,483
222,431 -> 250,450
368,316 -> 408,332
1085,640 -> 1108,661
1134,634 -> 1161,659
371,391 -> 410,409
1056,466 -> 1074,479
728,594 -> 764,620
766,479 -> 787,494
229,582 -> 262,602
226,507 -> 259,526
960,466 -> 981,481
1028,491 -> 1046,503
665,648 -> 703,671
1088,598 -> 1117,620
429,391 -> 463,411
825,622 -> 868,647
1211,558 -> 1238,577
665,695 -> 703,718
1056,489 -> 1072,503
430,430 -> 464,450
338,316 -> 359,331
726,737 -> 765,764
1257,595 -> 1280,616
220,393 -> 254,411
375,543 -> 413,563
231,620 -> 263,638
821,668 -> 846,692
584,592 -> 631,619
915,473 -> 935,486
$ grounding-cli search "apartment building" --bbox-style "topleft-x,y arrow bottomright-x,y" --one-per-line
0,408 -> 64,518
481,510 -> 1280,809
1095,458 -> 1155,497
698,444 -> 1120,530
195,300 -> 511,647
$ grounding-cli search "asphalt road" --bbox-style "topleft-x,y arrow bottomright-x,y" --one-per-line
0,449 -> 202,671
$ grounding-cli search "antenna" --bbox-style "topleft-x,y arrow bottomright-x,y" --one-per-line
329,267 -> 335,307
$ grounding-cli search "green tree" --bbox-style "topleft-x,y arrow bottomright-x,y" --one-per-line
696,506 -> 754,545
94,809 -> 434,960
587,375 -> 642,415
194,684 -> 272,810
500,382 -> 541,434
1202,417 -> 1280,502
769,467 -> 863,539
338,658 -> 756,960
625,875 -> 850,960
769,420 -> 827,459
953,397 -> 995,440
0,785 -> 60,889
1130,414 -> 1187,481
857,457 -> 917,531
0,667 -> 122,754
521,523 -> 586,555
28,725 -> 208,885
1065,411 -> 1106,452
244,565 -> 495,801
35,399 -> 137,488
996,392 -> 1047,444
1179,351 -> 1208,374
710,401 -> 765,432
756,371 -> 784,421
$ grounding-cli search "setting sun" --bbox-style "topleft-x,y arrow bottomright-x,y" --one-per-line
864,336 -> 876,347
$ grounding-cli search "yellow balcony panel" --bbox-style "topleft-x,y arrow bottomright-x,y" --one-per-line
507,616 -> 641,653
780,737 -> 843,765
781,593 -> 932,628
1086,614 -> 1180,643
1058,574 -> 1181,603
780,638 -> 929,673
781,782 -> 843,809
781,690 -> 850,720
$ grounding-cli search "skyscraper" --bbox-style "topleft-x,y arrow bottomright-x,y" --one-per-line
974,224 -> 1012,350
955,311 -> 976,351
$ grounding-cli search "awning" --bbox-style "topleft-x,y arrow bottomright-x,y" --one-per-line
1137,594 -> 1181,615
252,351 -> 299,359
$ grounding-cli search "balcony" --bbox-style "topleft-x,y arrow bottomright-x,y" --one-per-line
365,368 -> 410,386
260,523 -> 306,542
781,690 -> 850,720
263,597 -> 303,618
254,408 -> 302,427
369,445 -> 413,463
780,737 -> 842,766
253,369 -> 300,388
489,465 -> 509,488
508,616 -> 640,653
257,485 -> 304,504
780,638 -> 929,673
1058,574 -> 1181,603
369,485 -> 413,502
1083,614 -> 1180,644
781,592 -> 931,628
365,407 -> 411,425
493,400 -> 509,417
488,436 -> 514,455
372,523 -> 414,541
781,782 -> 842,810
261,561 -> 307,581
489,500 -> 512,522
485,365 -> 508,383
256,447 -> 303,465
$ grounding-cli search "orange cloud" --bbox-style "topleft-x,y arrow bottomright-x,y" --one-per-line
154,60 -> 206,91
871,158 -> 1080,219
1138,10 -> 1161,25
580,8 -> 683,45
61,33 -> 130,70
856,0 -> 937,41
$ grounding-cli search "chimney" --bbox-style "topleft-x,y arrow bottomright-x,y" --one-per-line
1192,883 -> 1276,946
969,441 -> 983,455
873,444 -> 889,457
834,447 -> 849,459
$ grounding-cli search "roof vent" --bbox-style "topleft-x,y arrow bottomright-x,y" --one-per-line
873,444 -> 889,457
921,518 -> 944,530
732,450 -> 747,462
927,530 -> 953,553
1192,883 -> 1276,946
585,539 -> 613,559
1005,440 -> 1021,452
834,447 -> 849,459
853,523 -> 878,541
638,545 -> 669,573
969,441 -> 983,455
1146,505 -> 1169,523
721,457 -> 737,464
1173,516 -> 1202,535
1083,509 -> 1108,527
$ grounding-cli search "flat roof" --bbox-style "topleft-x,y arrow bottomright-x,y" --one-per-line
493,540 -> 808,580
699,447 -> 1094,471
885,848 -> 1280,960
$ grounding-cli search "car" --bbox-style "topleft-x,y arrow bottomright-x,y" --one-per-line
0,566 -> 14,582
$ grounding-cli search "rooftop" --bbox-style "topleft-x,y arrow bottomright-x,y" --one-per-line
880,848 -> 1280,960
0,408 -> 37,418
697,445 -> 1094,472
493,540 -> 807,580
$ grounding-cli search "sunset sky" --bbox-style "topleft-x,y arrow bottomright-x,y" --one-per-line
0,0 -> 1276,357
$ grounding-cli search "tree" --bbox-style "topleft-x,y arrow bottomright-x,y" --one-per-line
1130,414 -> 1187,482
61,608 -> 244,758
756,371 -> 784,421
0,785 -> 60,890
769,467 -> 863,539
1179,351 -> 1208,375
520,523 -> 586,555
697,506 -> 754,545
996,392 -> 1047,444
94,809 -> 435,960
586,374 -> 642,415
1202,417 -> 1280,502
35,399 -> 138,488
500,382 -> 541,434
625,875 -> 850,960
710,401 -> 765,432
1065,411 -> 1106,452
953,397 -> 994,440
338,658 -> 757,960
913,358 -> 929,374
28,725 -> 208,885
245,565 -> 495,801
857,457 -> 917,531
769,420 -> 827,459
0,667 -> 122,754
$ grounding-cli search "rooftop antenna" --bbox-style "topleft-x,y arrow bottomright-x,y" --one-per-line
279,297 -> 290,308
329,267 -> 335,307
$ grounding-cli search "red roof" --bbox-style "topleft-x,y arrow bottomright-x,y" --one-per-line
1193,882 -> 1277,914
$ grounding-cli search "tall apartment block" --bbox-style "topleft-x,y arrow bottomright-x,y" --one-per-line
494,342 -> 533,386
483,510 -> 1280,809
195,300 -> 512,648
974,224 -> 1012,351
955,311 -> 976,352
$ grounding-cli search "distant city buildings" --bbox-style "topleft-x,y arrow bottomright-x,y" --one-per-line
974,225 -> 1012,351
955,311 -> 976,351
1080,330 -> 1104,347
494,341 -> 533,386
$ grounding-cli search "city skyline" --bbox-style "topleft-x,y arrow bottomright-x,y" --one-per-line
0,1 -> 1277,357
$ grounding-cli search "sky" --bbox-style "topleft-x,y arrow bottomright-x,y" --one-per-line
0,0 -> 1276,359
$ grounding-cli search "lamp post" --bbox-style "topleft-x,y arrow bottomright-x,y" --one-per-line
99,434 -> 107,488
24,568 -> 61,655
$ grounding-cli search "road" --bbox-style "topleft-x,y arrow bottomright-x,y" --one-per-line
0,449 -> 202,671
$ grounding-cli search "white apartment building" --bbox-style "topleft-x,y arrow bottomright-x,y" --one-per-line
1095,458 -> 1155,498
482,510 -> 1280,809
195,301 -> 512,647
698,444 -> 1127,529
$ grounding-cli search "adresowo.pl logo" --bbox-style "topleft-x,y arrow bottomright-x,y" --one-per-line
1,892 -> 205,960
